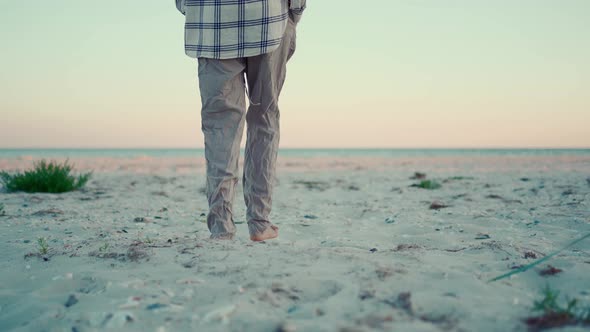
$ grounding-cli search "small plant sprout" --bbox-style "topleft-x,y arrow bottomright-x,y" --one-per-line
411,180 -> 442,190
99,242 -> 110,252
37,237 -> 49,255
0,203 -> 5,216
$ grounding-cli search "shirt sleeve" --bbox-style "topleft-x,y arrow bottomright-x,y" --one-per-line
175,0 -> 186,15
289,0 -> 306,23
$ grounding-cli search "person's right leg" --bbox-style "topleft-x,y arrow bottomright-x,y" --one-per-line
198,57 -> 247,240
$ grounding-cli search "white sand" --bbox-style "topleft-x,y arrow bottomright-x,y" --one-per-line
0,155 -> 589,332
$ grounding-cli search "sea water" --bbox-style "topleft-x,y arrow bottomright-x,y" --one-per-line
0,148 -> 588,159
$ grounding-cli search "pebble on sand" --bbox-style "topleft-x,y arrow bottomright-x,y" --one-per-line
429,201 -> 450,210
385,217 -> 396,224
64,294 -> 78,308
133,217 -> 154,223
410,172 -> 427,180
277,321 -> 297,332
539,265 -> 563,276
146,303 -> 168,311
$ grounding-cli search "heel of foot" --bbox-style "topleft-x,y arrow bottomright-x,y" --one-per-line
249,224 -> 279,242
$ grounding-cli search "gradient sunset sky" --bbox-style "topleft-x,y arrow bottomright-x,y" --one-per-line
1,0 -> 588,148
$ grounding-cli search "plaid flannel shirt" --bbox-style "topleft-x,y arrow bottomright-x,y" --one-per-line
175,0 -> 306,59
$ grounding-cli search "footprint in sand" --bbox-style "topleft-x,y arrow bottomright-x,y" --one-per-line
273,279 -> 344,303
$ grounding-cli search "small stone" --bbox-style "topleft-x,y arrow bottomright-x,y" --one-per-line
539,265 -> 563,276
523,252 -> 537,259
385,217 -> 395,224
369,248 -> 378,253
303,214 -> 317,219
146,303 -> 168,311
277,321 -> 297,332
429,201 -> 450,210
475,233 -> 491,240
133,217 -> 153,223
65,294 -> 78,308
410,172 -> 427,180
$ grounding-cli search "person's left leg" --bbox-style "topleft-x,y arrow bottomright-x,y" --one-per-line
243,18 -> 297,241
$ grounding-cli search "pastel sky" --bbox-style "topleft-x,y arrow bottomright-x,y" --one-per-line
1,0 -> 588,148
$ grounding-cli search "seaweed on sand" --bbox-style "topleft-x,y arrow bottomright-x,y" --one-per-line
523,284 -> 590,331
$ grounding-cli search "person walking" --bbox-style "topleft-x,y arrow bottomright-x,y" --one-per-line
175,0 -> 306,241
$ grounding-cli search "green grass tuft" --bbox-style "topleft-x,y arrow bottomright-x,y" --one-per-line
0,159 -> 92,193
524,284 -> 590,331
416,180 -> 442,190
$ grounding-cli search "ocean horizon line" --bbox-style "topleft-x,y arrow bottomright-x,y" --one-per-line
1,147 -> 589,150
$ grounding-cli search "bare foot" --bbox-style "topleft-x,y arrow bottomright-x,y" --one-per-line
250,224 -> 279,242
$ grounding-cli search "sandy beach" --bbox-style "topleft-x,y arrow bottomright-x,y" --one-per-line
0,154 -> 589,332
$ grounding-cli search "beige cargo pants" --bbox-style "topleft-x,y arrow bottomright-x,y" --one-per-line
198,17 -> 297,240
